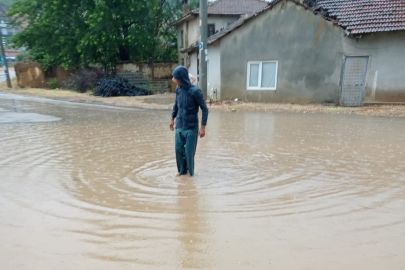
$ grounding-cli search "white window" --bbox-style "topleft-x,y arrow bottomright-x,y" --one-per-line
247,61 -> 278,90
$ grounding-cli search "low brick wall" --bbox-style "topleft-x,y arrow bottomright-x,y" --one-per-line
55,66 -> 76,87
15,60 -> 46,88
116,62 -> 177,80
15,61 -> 76,89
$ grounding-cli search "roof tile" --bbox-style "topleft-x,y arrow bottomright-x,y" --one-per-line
317,0 -> 405,34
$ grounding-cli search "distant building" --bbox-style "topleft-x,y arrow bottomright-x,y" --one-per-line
173,0 -> 405,106
171,0 -> 268,99
0,6 -> 21,46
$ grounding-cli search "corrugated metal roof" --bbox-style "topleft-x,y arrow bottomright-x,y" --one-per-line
317,0 -> 405,34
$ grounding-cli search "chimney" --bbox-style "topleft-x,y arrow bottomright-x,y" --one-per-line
182,0 -> 189,16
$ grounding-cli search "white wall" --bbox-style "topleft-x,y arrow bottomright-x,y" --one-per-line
188,52 -> 198,82
218,2 -> 344,103
342,31 -> 405,102
177,15 -> 236,99
187,15 -> 240,45
177,18 -> 200,66
177,14 -> 240,54
207,15 -> 239,35
187,18 -> 200,46
184,46 -> 221,100
207,44 -> 221,100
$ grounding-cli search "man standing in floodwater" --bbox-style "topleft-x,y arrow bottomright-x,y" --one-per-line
170,66 -> 209,177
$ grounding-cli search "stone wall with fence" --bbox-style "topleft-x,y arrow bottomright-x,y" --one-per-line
15,60 -> 76,89
116,62 -> 177,80
14,61 -> 177,93
116,62 -> 177,93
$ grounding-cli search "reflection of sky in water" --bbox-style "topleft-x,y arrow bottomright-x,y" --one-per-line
0,97 -> 61,123
0,111 -> 61,123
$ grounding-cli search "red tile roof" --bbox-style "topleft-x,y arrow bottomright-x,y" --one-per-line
5,50 -> 20,57
317,0 -> 405,34
191,0 -> 269,15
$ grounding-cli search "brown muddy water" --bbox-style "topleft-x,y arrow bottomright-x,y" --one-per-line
0,93 -> 404,270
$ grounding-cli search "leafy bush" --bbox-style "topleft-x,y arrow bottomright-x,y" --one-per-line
47,78 -> 58,89
62,68 -> 109,93
16,51 -> 31,63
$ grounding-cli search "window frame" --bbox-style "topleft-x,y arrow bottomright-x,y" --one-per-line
180,29 -> 184,48
246,60 -> 278,91
208,24 -> 215,37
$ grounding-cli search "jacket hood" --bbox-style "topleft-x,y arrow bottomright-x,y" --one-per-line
172,66 -> 192,89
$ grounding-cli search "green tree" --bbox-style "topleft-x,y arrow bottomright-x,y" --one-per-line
77,0 -> 153,70
8,0 -> 192,70
146,0 -> 199,65
9,0 -> 93,69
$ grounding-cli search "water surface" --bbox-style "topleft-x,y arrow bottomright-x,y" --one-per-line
0,93 -> 404,270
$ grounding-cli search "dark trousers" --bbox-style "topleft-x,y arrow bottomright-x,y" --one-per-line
175,129 -> 198,176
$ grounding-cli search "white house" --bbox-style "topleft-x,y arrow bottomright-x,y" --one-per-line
173,0 -> 405,106
171,0 -> 269,100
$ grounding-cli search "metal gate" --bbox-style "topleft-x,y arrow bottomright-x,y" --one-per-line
340,56 -> 369,107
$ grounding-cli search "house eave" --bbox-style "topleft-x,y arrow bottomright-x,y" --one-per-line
180,44 -> 199,54
170,13 -> 198,26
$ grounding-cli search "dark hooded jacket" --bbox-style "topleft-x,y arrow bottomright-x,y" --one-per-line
171,66 -> 208,131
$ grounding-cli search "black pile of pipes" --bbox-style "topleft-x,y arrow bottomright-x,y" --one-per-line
94,77 -> 153,97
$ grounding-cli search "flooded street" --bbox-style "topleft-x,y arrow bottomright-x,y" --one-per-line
0,93 -> 404,270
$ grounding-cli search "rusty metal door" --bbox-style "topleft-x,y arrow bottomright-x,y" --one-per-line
340,56 -> 369,107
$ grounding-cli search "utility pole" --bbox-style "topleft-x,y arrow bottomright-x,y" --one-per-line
199,0 -> 207,99
0,30 -> 11,88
